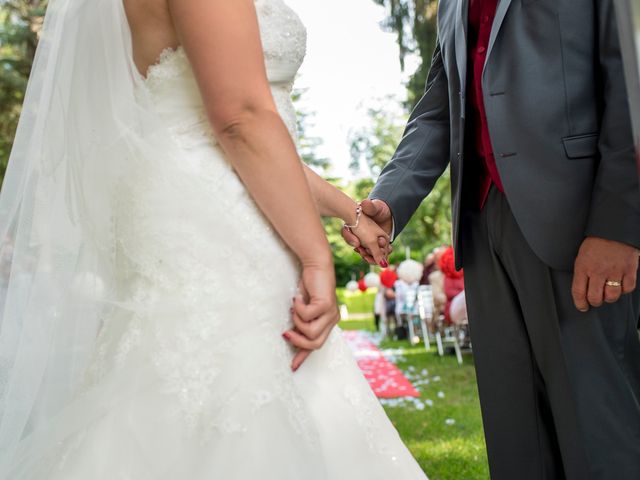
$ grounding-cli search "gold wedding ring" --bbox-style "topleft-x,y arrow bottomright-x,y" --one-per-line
605,280 -> 622,288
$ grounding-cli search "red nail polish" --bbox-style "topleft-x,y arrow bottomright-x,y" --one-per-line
380,260 -> 388,268
282,332 -> 291,340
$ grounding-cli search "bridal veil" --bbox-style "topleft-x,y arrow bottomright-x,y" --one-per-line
0,0 -> 174,475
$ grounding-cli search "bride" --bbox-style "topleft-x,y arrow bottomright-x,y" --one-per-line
0,0 -> 427,478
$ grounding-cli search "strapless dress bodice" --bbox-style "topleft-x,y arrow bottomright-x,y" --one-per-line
137,0 -> 307,148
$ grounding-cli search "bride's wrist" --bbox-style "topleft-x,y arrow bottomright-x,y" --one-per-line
339,200 -> 361,226
301,251 -> 334,269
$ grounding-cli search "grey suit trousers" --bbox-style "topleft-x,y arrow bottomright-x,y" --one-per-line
461,187 -> 640,480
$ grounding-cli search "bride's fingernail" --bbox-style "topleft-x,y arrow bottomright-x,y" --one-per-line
282,332 -> 291,340
380,260 -> 389,268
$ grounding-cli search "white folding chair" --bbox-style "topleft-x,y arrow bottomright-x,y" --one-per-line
416,285 -> 436,351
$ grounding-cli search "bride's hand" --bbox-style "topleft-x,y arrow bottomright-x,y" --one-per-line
282,260 -> 340,372
348,214 -> 392,267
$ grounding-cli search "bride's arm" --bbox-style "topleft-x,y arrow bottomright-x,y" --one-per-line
168,0 -> 335,369
302,164 -> 391,266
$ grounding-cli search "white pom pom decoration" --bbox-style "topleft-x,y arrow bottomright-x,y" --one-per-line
364,272 -> 381,289
346,280 -> 359,293
397,259 -> 424,284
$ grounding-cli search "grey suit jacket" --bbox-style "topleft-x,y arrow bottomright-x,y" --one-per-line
370,0 -> 640,270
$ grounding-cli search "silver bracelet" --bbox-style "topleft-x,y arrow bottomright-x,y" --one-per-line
344,203 -> 363,230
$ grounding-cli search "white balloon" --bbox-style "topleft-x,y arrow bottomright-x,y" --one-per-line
346,280 -> 359,292
364,272 -> 381,288
397,259 -> 424,284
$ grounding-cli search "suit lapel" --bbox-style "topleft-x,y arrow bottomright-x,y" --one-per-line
454,0 -> 469,95
483,0 -> 513,75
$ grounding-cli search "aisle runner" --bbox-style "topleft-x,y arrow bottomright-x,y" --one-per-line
342,330 -> 420,398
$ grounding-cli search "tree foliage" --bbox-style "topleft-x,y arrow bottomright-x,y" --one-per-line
349,98 -> 406,177
292,87 -> 330,171
0,0 -> 46,183
373,0 -> 439,109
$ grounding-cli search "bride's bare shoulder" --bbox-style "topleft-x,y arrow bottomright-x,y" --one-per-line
124,0 -> 179,75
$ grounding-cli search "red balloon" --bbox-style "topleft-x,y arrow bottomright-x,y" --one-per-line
358,278 -> 368,292
438,246 -> 464,279
379,269 -> 398,288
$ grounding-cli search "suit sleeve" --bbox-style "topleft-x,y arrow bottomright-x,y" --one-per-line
369,36 -> 451,238
585,0 -> 640,248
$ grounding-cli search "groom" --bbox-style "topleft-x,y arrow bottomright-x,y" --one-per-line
344,0 -> 640,478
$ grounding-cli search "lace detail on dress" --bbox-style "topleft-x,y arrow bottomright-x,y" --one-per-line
343,381 -> 402,465
256,0 -> 307,67
144,46 -> 188,85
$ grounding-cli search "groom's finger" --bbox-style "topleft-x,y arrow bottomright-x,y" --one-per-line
361,199 -> 393,236
586,275 -> 605,308
360,198 -> 383,218
571,271 -> 589,312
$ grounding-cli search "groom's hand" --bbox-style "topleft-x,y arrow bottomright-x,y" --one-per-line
342,199 -> 393,263
571,237 -> 639,312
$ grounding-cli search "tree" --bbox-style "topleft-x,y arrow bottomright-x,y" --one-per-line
0,0 -> 46,184
373,0 -> 439,109
349,97 -> 406,177
292,87 -> 329,172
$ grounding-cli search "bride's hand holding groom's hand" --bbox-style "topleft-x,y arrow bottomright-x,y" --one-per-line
342,199 -> 394,265
347,212 -> 393,267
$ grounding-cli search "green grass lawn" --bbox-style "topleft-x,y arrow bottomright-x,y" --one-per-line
336,287 -> 375,314
340,314 -> 490,480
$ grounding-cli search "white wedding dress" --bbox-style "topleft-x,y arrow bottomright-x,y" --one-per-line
2,1 -> 428,478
